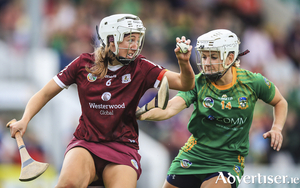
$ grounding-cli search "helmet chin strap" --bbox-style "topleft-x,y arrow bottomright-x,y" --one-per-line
204,59 -> 235,82
204,49 -> 250,82
203,72 -> 223,82
116,55 -> 132,65
116,47 -> 139,65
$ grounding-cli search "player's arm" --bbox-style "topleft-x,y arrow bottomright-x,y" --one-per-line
139,96 -> 187,121
9,79 -> 63,138
163,36 -> 195,91
263,86 -> 288,151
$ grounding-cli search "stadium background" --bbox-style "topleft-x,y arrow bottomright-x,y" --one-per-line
0,0 -> 299,187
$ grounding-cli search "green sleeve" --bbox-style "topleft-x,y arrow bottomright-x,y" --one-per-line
176,87 -> 197,107
253,73 -> 276,103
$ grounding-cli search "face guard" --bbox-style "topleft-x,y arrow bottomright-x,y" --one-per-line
195,29 -> 240,82
98,14 -> 146,65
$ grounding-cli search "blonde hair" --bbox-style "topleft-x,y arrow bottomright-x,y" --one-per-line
233,59 -> 240,68
85,46 -> 115,79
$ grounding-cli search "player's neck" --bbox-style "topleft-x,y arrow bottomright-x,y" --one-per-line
112,59 -> 123,66
214,68 -> 233,86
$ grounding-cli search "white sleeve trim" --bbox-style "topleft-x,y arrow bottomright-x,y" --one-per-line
53,75 -> 68,89
154,80 -> 160,89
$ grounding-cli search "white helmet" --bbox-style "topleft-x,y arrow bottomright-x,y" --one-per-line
98,14 -> 146,64
195,29 -> 240,81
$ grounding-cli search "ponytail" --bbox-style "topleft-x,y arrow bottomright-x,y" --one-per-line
86,45 -> 115,79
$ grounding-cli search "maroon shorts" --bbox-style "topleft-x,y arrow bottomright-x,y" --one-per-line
65,137 -> 142,186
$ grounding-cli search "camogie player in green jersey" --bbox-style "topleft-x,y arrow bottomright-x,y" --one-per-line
139,29 -> 288,188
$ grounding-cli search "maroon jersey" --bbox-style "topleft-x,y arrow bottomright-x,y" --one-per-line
53,53 -> 166,149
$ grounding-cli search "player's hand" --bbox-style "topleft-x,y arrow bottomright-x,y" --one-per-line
135,108 -> 146,120
8,119 -> 28,138
136,106 -> 141,120
174,36 -> 192,62
263,126 -> 283,151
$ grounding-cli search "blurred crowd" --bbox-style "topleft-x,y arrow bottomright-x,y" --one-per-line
0,0 -> 300,168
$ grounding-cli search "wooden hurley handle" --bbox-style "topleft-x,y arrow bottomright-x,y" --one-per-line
6,119 -> 25,148
6,119 -> 49,182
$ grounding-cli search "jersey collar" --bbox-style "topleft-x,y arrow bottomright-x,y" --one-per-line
211,67 -> 237,90
108,64 -> 124,71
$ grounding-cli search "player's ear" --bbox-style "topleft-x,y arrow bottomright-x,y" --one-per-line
109,41 -> 116,51
227,52 -> 235,65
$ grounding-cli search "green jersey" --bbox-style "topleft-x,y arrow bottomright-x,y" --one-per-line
168,67 -> 276,183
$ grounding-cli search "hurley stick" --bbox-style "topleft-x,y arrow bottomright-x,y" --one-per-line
6,119 -> 49,181
136,75 -> 169,117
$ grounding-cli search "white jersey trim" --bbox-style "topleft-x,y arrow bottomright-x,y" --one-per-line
154,80 -> 160,89
141,58 -> 164,89
141,58 -> 162,69
53,75 -> 68,89
108,64 -> 124,71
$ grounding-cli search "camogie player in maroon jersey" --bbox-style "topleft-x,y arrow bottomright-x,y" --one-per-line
8,14 -> 195,187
